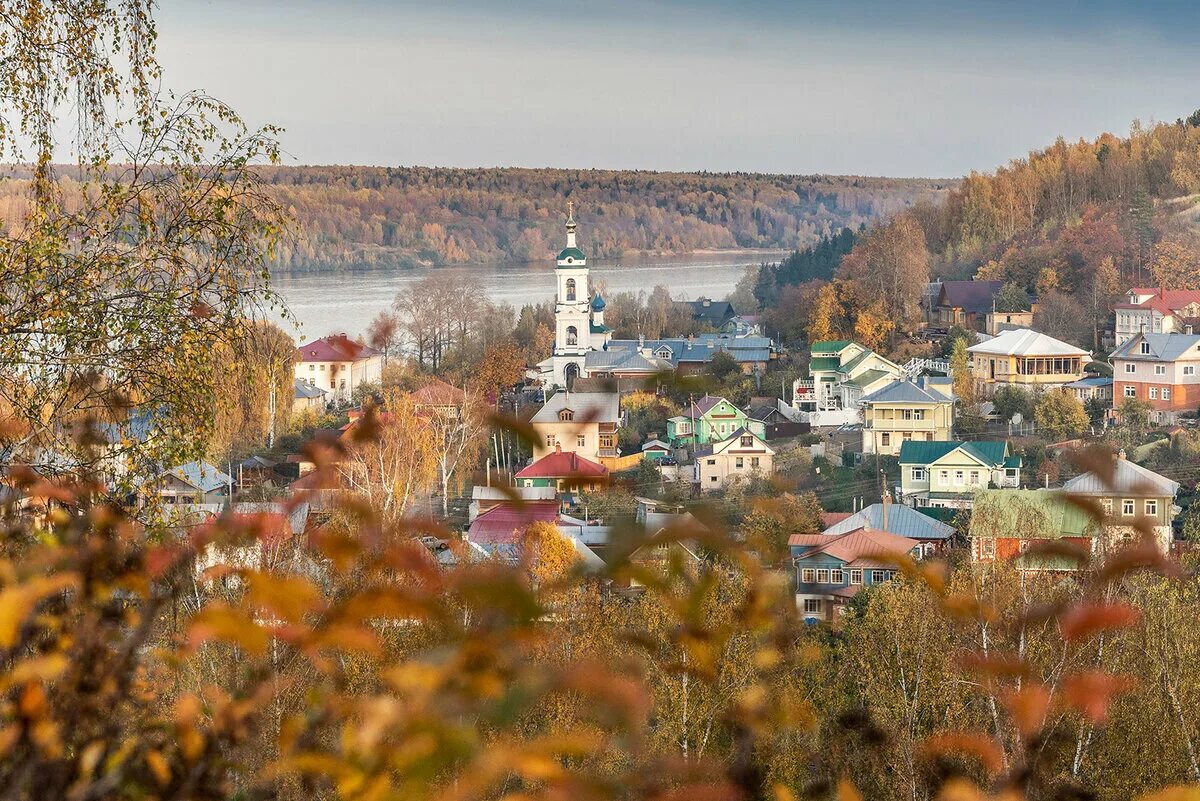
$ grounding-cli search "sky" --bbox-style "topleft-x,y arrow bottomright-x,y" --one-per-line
154,0 -> 1200,178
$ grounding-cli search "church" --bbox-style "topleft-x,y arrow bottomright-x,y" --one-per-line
536,207 -> 776,389
536,204 -> 615,387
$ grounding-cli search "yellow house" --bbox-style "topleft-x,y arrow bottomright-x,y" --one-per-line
860,376 -> 955,456
531,391 -> 621,462
966,328 -> 1090,397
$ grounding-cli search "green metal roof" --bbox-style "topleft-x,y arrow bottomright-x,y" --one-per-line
590,322 -> 612,334
970,489 -> 1095,540
843,368 -> 891,389
808,357 -> 841,373
811,340 -> 853,354
556,247 -> 587,264
838,350 -> 874,374
1003,455 -> 1023,469
898,440 -> 1009,466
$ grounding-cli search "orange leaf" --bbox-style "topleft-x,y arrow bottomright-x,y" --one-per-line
920,732 -> 1004,774
1004,684 -> 1050,739
1135,786 -> 1200,801
1059,602 -> 1140,641
1063,670 -> 1133,723
837,777 -> 863,801
187,604 -> 269,655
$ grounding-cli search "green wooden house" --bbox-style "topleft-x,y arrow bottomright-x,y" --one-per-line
666,395 -> 764,447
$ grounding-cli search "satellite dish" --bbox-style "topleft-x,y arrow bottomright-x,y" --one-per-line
1011,412 -> 1024,425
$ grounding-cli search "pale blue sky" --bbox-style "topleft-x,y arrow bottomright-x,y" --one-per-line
156,0 -> 1200,177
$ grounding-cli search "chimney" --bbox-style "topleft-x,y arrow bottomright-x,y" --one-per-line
555,442 -> 562,454
1188,325 -> 1194,335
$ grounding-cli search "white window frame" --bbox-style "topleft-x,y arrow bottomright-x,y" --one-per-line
801,568 -> 815,583
830,569 -> 845,584
1155,364 -> 1166,375
871,569 -> 888,584
1124,385 -> 1137,398
1140,342 -> 1151,355
849,569 -> 863,585
816,569 -> 830,583
803,598 -> 822,614
1125,363 -> 1136,373
912,467 -> 927,482
1149,387 -> 1158,399
1145,499 -> 1158,517
1122,499 -> 1135,516
1163,387 -> 1171,400
1185,365 -> 1195,376
980,537 -> 996,559
1100,498 -> 1112,516
954,470 -> 965,486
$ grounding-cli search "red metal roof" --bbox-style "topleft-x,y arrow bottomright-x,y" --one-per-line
515,449 -> 608,480
790,527 -> 919,563
467,501 -> 561,544
296,334 -> 379,363
1115,289 -> 1200,317
411,378 -> 466,407
820,512 -> 853,528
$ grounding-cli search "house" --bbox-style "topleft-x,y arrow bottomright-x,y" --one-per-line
468,485 -> 557,522
294,334 -> 383,404
411,378 -> 467,419
860,376 -> 954,456
931,280 -> 1003,331
967,328 -> 1090,397
145,460 -> 232,519
680,296 -> 736,328
665,395 -> 764,448
790,528 -> 921,622
641,439 -> 672,461
985,309 -> 1036,336
464,500 -> 604,568
530,391 -> 621,461
293,378 -> 328,414
897,440 -> 1021,509
693,429 -> 775,490
793,340 -> 903,427
600,334 -> 777,377
721,315 -> 762,337
969,489 -> 1096,570
1063,376 -> 1114,404
1114,288 -> 1200,346
821,502 -> 956,557
515,446 -> 609,499
1060,451 -> 1180,555
1110,332 -> 1200,424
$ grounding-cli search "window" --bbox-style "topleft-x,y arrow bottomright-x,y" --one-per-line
735,457 -> 744,469
1155,364 -> 1166,375
1125,363 -> 1136,373
309,364 -> 315,372
1124,385 -> 1137,398
751,457 -> 760,468
1140,342 -> 1151,354
849,569 -> 863,585
881,433 -> 890,446
546,436 -> 556,447
912,467 -> 927,482
599,434 -> 614,449
740,435 -> 753,447
710,475 -> 718,482
559,409 -> 574,421
706,459 -> 716,466
816,569 -> 830,583
939,470 -> 950,483
1146,499 -> 1159,517
565,278 -> 576,301
970,470 -> 980,485
803,599 -> 822,614
1185,365 -> 1195,376
979,537 -> 996,559
566,326 -> 578,346
922,542 -> 935,558
1100,498 -> 1112,515
577,435 -> 586,448
954,470 -> 965,486
801,568 -> 815,583
1163,388 -> 1171,400
871,569 -> 888,584
831,569 -> 845,584
1149,387 -> 1158,399
319,364 -> 326,371
1122,499 -> 1135,516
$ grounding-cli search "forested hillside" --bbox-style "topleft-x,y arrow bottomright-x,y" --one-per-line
755,114 -> 1200,353
0,165 -> 949,271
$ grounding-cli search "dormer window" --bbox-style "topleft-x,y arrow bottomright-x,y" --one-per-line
559,409 -> 574,422
1141,342 -> 1151,354
740,435 -> 753,447
655,346 -> 673,359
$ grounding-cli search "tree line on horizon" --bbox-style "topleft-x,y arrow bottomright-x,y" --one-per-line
0,164 -> 950,271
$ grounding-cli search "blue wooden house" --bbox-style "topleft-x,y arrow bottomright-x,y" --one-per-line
789,527 -> 920,623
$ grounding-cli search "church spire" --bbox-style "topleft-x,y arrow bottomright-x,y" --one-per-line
565,201 -> 577,249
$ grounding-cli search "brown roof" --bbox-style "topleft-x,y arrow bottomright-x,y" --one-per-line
411,378 -> 466,407
820,512 -> 853,528
794,527 -> 919,564
936,280 -> 1003,314
515,449 -> 608,480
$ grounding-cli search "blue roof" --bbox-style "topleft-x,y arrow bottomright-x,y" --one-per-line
1064,376 -> 1113,388
294,378 -> 327,399
823,503 -> 956,541
163,460 -> 232,493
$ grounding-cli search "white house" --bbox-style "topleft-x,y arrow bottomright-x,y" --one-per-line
792,340 -> 902,427
693,429 -> 775,490
294,334 -> 383,404
1114,288 -> 1200,346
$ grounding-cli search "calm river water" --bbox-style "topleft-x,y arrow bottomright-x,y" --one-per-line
268,250 -> 783,340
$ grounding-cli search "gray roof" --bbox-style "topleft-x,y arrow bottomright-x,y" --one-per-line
1111,333 -> 1200,362
164,460 -> 233,493
1061,457 -> 1180,497
583,348 -> 666,373
1064,376 -> 1113,388
294,378 -> 327,399
860,378 -> 952,405
605,333 -> 775,367
531,391 -> 621,424
471,485 -> 557,502
823,503 -> 956,541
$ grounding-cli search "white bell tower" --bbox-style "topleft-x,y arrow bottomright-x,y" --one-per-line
551,202 -> 590,387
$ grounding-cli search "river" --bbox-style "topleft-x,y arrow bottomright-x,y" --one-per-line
267,250 -> 784,340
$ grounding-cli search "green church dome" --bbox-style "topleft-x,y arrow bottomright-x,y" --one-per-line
556,246 -> 587,265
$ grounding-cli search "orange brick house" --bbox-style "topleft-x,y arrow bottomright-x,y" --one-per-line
1110,332 -> 1200,424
